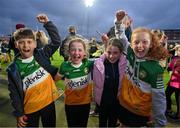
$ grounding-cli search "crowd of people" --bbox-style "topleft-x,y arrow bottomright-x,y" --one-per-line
1,9 -> 179,127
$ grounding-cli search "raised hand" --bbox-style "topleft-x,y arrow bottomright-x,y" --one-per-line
37,14 -> 49,24
116,10 -> 126,22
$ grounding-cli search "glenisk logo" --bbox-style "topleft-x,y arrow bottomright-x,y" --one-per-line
23,68 -> 46,90
66,75 -> 89,89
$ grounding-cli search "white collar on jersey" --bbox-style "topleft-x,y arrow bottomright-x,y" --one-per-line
20,56 -> 34,63
71,62 -> 82,68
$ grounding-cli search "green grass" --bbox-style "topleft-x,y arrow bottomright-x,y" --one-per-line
51,51 -> 65,90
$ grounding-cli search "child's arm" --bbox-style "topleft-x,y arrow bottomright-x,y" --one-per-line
54,72 -> 64,82
168,58 -> 176,71
7,71 -> 24,118
101,33 -> 109,51
152,89 -> 167,126
37,14 -> 61,58
115,11 -> 130,54
6,68 -> 29,127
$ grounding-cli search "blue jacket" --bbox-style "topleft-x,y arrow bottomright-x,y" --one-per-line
6,21 -> 61,117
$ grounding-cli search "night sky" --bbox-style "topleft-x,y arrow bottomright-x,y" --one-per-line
0,0 -> 180,40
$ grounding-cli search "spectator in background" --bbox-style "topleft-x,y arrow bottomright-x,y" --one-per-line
151,29 -> 169,68
8,23 -> 26,56
59,25 -> 84,61
165,45 -> 180,120
89,37 -> 100,58
35,30 -> 49,49
1,38 -> 10,63
167,44 -> 176,63
35,30 -> 55,60
0,40 -> 2,70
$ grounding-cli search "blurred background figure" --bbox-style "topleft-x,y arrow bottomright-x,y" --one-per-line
151,29 -> 168,48
167,44 -> 176,64
168,44 -> 176,56
165,45 -> 180,120
88,37 -> 101,58
0,37 -> 10,71
59,25 -> 84,61
152,29 -> 169,69
0,39 -> 2,70
35,30 -> 49,49
0,38 -> 10,63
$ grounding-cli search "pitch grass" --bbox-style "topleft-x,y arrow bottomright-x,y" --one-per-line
0,51 -> 177,127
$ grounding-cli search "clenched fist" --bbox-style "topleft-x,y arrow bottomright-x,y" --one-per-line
37,14 -> 49,24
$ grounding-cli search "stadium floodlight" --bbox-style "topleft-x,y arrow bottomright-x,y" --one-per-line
84,0 -> 94,7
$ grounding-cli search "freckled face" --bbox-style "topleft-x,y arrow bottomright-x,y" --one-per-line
131,32 -> 152,58
69,42 -> 86,65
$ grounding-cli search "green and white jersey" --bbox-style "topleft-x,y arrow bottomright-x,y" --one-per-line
59,59 -> 93,105
119,47 -> 164,117
126,47 -> 164,90
15,56 -> 60,114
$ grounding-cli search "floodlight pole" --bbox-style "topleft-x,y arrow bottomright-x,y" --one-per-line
84,0 -> 94,39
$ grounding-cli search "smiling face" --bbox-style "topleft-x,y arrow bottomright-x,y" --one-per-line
69,40 -> 86,65
14,28 -> 36,59
131,32 -> 152,59
106,45 -> 121,63
15,38 -> 36,59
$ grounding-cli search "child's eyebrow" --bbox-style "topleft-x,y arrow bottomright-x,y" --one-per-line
70,47 -> 83,50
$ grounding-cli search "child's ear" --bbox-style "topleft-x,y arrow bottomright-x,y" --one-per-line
15,41 -> 18,48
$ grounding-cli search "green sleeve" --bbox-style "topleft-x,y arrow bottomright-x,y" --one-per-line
59,62 -> 65,75
149,63 -> 164,89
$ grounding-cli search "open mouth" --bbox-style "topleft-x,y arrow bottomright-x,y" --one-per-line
22,49 -> 31,53
73,55 -> 81,59
23,49 -> 30,52
136,49 -> 144,54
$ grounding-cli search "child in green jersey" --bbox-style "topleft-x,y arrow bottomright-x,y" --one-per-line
117,27 -> 170,127
7,14 -> 61,127
59,38 -> 93,127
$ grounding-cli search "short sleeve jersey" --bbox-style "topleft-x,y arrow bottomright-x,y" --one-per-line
59,59 -> 93,105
